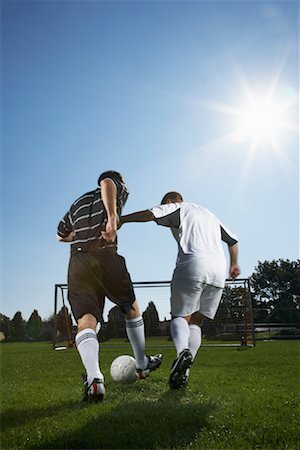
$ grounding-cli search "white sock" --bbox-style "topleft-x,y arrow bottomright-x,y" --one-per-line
170,317 -> 190,356
126,316 -> 148,369
75,328 -> 103,385
188,324 -> 202,359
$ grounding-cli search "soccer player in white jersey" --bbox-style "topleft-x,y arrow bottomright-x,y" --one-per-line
119,191 -> 240,389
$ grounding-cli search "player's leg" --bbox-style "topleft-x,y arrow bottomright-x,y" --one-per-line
76,313 -> 105,401
170,315 -> 191,356
125,300 -> 148,370
188,311 -> 204,360
104,250 -> 162,378
68,253 -> 105,401
187,285 -> 223,365
170,278 -> 204,355
168,279 -> 204,388
125,300 -> 162,378
169,313 -> 193,389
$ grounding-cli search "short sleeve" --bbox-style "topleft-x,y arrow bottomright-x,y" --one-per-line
150,203 -> 181,228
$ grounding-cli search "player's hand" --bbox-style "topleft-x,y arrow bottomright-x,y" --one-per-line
229,264 -> 240,280
101,215 -> 118,242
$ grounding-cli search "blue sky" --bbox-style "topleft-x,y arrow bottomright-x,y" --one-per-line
2,0 -> 299,322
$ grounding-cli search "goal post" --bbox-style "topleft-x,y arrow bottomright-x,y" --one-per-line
53,278 -> 255,349
53,284 -> 74,350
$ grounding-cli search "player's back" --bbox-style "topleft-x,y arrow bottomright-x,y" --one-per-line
174,202 -> 227,287
178,202 -> 223,256
68,189 -> 107,252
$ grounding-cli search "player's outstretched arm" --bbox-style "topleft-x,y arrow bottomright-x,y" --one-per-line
120,210 -> 155,227
228,242 -> 240,280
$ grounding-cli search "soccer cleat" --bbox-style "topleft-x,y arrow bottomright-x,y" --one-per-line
169,349 -> 193,389
82,375 -> 105,402
177,372 -> 189,389
137,353 -> 163,379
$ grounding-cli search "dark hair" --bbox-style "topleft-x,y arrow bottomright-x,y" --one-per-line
97,170 -> 125,186
98,170 -> 129,211
160,191 -> 183,205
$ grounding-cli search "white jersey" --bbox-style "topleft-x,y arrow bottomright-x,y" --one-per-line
150,202 -> 238,288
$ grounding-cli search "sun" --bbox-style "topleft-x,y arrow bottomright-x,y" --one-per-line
237,96 -> 286,143
191,69 -> 298,184
201,72 -> 297,158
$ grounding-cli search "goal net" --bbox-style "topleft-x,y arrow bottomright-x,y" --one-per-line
53,278 -> 255,348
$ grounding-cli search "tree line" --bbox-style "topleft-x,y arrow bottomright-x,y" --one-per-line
1,259 -> 299,342
0,310 -> 54,342
251,259 -> 300,325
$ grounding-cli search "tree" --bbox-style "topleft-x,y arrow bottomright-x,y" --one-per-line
143,301 -> 160,337
202,285 -> 250,341
251,259 -> 300,324
40,314 -> 55,341
26,309 -> 43,340
11,311 -> 26,341
107,306 -> 126,339
0,314 -> 14,340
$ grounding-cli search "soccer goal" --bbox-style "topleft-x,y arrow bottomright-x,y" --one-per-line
53,278 -> 255,349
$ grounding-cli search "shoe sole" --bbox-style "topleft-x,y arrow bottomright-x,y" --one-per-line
88,393 -> 105,402
169,351 -> 193,389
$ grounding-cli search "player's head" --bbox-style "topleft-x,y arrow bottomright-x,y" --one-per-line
98,170 -> 126,186
98,170 -> 129,208
160,191 -> 183,205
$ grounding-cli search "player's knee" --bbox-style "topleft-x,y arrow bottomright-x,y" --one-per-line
125,300 -> 141,319
190,311 -> 204,327
77,313 -> 97,332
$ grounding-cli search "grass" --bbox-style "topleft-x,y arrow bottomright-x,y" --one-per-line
1,340 -> 299,449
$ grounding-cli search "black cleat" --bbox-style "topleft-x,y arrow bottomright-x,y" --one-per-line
82,375 -> 105,402
169,349 -> 193,389
137,353 -> 163,379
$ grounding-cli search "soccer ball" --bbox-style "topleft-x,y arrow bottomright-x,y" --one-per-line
110,355 -> 138,383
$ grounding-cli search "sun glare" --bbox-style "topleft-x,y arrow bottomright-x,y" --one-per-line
202,75 -> 297,154
238,97 -> 285,143
196,67 -> 298,184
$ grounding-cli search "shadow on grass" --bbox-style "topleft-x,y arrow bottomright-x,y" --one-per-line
1,399 -> 87,431
30,389 -> 215,449
1,382 -> 215,449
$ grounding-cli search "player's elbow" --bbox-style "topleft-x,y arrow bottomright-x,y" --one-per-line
146,210 -> 155,221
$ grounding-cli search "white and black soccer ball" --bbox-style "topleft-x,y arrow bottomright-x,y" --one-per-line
110,355 -> 138,383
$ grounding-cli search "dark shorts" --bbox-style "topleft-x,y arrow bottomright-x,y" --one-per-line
67,248 -> 136,322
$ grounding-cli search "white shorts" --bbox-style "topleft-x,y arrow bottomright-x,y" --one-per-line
170,278 -> 223,319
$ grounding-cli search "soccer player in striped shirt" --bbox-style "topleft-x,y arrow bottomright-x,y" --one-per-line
57,171 -> 162,402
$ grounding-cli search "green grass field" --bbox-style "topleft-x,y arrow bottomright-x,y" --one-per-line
1,340 -> 299,450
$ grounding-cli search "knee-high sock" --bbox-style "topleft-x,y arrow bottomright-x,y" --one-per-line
126,317 -> 148,369
170,317 -> 190,356
75,328 -> 103,385
188,324 -> 202,359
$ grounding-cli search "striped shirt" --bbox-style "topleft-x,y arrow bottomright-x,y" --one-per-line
57,176 -> 128,254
